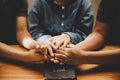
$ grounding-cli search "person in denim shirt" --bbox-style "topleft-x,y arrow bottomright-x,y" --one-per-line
28,0 -> 93,59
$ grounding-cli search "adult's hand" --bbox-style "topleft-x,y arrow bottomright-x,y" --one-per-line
48,34 -> 71,50
24,40 -> 54,60
54,46 -> 86,65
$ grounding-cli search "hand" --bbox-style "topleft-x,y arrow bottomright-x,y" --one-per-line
38,43 -> 54,60
27,40 -> 54,60
54,46 -> 86,65
48,34 -> 71,50
49,43 -> 75,64
29,41 -> 42,49
66,43 -> 75,48
22,38 -> 42,49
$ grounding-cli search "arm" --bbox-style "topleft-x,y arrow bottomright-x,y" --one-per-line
78,0 -> 115,51
0,42 -> 25,60
16,17 -> 40,49
82,49 -> 120,65
55,45 -> 120,65
16,0 -> 42,49
53,21 -> 110,65
0,42 -> 44,63
75,21 -> 109,51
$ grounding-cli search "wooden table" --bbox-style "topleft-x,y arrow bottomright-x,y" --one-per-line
0,45 -> 120,80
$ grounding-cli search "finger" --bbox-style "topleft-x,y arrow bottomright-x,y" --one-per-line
44,48 -> 48,60
35,45 -> 44,52
55,50 -> 70,62
55,54 -> 68,64
47,46 -> 54,57
54,40 -> 63,49
50,58 -> 55,62
53,57 -> 61,64
29,42 -> 36,49
48,38 -> 54,45
56,50 -> 66,55
50,58 -> 63,65
59,47 -> 68,51
36,44 -> 40,49
50,42 -> 57,49
61,41 -> 69,48
53,59 -> 60,64
52,37 -> 56,44
53,56 -> 64,64
59,62 -> 64,65
48,38 -> 57,49
67,44 -> 75,48
48,37 -> 54,42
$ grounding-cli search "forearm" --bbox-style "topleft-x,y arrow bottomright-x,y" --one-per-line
0,42 -> 25,60
16,17 -> 35,49
84,49 -> 120,65
76,32 -> 105,51
17,29 -> 35,49
77,21 -> 109,51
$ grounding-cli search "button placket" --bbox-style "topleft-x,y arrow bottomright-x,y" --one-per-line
61,6 -> 65,19
61,6 -> 65,26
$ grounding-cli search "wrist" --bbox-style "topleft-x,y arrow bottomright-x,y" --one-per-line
22,38 -> 35,49
61,33 -> 71,41
11,51 -> 27,62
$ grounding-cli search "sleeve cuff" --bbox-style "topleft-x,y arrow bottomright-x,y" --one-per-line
63,32 -> 83,44
36,35 -> 52,44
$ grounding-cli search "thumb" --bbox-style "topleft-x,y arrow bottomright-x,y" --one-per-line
61,41 -> 69,48
29,43 -> 36,49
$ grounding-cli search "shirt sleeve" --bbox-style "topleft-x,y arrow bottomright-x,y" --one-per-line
15,0 -> 28,16
97,0 -> 114,24
63,0 -> 94,44
28,0 -> 52,43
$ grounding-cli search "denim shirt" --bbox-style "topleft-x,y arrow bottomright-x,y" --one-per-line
28,0 -> 94,44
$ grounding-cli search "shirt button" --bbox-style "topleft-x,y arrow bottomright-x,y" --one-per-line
61,15 -> 65,18
61,23 -> 64,26
62,6 -> 65,9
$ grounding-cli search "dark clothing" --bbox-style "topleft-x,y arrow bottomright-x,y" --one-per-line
97,0 -> 120,45
28,0 -> 94,44
0,0 -> 27,44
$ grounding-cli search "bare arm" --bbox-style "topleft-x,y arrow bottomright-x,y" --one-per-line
16,16 -> 37,49
0,42 -> 44,63
83,49 -> 120,65
0,42 -> 25,60
76,21 -> 109,51
53,21 -> 113,65
55,45 -> 120,65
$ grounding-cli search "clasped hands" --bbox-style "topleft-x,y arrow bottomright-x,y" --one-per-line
28,34 -> 84,65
